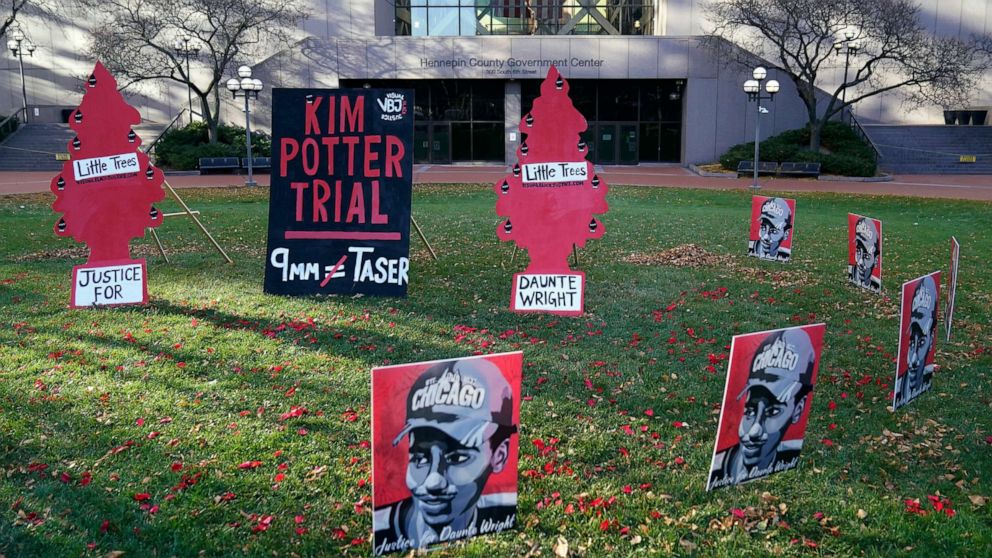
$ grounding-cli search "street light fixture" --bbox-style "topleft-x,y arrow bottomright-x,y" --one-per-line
173,35 -> 200,125
834,29 -> 861,123
7,25 -> 36,123
743,66 -> 780,190
226,65 -> 263,187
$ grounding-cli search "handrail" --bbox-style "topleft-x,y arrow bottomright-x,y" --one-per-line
0,107 -> 27,136
143,108 -> 187,155
849,113 -> 881,162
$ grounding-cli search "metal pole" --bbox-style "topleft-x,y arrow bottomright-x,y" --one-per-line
842,49 -> 851,124
185,53 -> 194,125
244,94 -> 255,187
752,99 -> 761,190
17,47 -> 28,123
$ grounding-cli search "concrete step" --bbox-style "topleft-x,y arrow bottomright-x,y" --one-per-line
863,125 -> 992,174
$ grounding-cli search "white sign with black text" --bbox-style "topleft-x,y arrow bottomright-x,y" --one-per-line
72,261 -> 146,307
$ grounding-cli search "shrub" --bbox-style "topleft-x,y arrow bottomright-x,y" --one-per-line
153,122 -> 271,170
718,121 -> 877,177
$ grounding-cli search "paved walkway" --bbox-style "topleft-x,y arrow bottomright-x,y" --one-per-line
2,165 -> 991,201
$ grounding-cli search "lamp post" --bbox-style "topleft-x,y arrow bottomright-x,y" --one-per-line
226,65 -> 263,187
7,26 -> 36,123
173,35 -> 200,124
834,29 -> 860,123
743,66 -> 780,190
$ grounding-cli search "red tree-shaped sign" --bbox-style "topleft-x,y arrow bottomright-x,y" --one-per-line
51,61 -> 165,307
495,66 -> 608,316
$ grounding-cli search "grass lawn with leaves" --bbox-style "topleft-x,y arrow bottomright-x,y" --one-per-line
1,184 -> 990,557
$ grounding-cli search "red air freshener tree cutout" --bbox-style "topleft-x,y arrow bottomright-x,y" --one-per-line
495,66 -> 608,316
51,62 -> 165,308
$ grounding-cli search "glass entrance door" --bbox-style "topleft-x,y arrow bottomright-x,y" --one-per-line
430,123 -> 451,164
619,125 -> 638,165
414,123 -> 430,163
596,125 -> 617,165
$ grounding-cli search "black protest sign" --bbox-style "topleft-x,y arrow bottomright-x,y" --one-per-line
264,88 -> 414,296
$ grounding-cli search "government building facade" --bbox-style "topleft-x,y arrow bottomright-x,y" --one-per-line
2,0 -> 990,166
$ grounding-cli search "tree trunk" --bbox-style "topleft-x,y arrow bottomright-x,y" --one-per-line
808,119 -> 824,152
199,94 -> 219,144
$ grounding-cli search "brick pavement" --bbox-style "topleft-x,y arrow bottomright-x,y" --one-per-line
1,165 -> 990,201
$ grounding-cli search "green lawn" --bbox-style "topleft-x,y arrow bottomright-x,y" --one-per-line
1,185 -> 989,557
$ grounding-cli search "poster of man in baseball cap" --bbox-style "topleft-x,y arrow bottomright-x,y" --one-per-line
372,352 -> 521,555
748,196 -> 796,262
847,214 -> 883,292
893,272 -> 941,411
707,324 -> 825,491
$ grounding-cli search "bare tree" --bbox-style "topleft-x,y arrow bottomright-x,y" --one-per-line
1,0 -> 31,39
705,0 -> 988,151
88,0 -> 306,143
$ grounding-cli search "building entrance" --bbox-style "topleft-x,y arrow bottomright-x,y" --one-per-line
414,123 -> 452,164
588,123 -> 638,165
523,79 -> 683,165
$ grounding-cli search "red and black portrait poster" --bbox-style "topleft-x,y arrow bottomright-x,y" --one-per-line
847,213 -> 882,292
51,62 -> 165,308
747,196 -> 796,263
893,271 -> 941,411
372,352 -> 522,555
945,237 -> 960,343
707,323 -> 826,491
264,88 -> 413,296
495,66 -> 608,316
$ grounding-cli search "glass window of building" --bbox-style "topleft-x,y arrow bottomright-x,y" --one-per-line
395,1 -> 655,36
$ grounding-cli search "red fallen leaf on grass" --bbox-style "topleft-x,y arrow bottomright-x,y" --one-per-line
59,472 -> 71,484
99,519 -> 110,533
295,515 -> 305,524
135,418 -> 145,426
904,499 -> 928,516
252,515 -> 274,533
599,519 -> 610,531
159,417 -> 173,424
171,462 -> 183,472
828,401 -> 837,411
274,473 -> 286,483
928,495 -> 956,517
644,409 -> 654,417
80,472 -> 92,486
146,431 -> 160,440
133,493 -> 151,501
238,460 -> 263,469
672,421 -> 686,428
821,438 -> 834,447
279,406 -> 308,421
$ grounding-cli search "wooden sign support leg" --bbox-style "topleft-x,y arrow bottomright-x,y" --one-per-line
571,244 -> 579,267
158,181 -> 234,264
411,216 -> 438,261
148,228 -> 170,264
